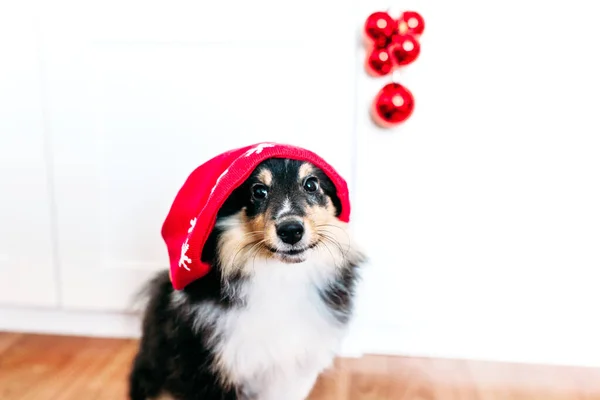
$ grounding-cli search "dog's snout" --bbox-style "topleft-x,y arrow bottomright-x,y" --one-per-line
276,221 -> 304,245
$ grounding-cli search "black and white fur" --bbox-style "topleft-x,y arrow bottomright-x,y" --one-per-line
129,158 -> 365,400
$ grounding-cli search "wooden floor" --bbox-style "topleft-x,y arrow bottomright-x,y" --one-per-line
1,333 -> 600,399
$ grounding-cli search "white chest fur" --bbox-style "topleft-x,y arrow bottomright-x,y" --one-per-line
215,258 -> 345,397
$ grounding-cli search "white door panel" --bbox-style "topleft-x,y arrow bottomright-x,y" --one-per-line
0,2 -> 58,307
39,0 -> 357,310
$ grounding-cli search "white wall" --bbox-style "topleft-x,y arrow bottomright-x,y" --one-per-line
350,0 -> 600,367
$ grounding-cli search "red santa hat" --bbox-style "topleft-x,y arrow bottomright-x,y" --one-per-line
161,142 -> 351,290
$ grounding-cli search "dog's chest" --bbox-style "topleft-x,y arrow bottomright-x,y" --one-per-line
215,262 -> 344,382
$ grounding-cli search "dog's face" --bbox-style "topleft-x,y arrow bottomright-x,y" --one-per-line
202,158 -> 351,277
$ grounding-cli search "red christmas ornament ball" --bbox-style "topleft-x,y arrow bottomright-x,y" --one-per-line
389,34 -> 421,66
398,11 -> 425,36
372,83 -> 415,127
366,47 -> 393,76
364,11 -> 396,47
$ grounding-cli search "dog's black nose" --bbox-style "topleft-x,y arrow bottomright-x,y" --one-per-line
276,221 -> 304,245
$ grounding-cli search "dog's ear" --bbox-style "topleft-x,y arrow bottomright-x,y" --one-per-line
201,182 -> 250,263
314,170 -> 342,217
201,228 -> 219,264
217,182 -> 251,218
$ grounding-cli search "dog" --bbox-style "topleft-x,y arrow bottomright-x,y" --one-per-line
129,157 -> 365,400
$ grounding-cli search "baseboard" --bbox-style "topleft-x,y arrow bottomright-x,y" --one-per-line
0,305 -> 365,357
6,306 -> 597,367
354,324 -> 600,368
0,306 -> 142,338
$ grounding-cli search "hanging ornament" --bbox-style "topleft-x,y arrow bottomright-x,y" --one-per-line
364,11 -> 396,47
366,47 -> 394,76
371,83 -> 415,127
397,11 -> 425,36
389,34 -> 421,66
363,9 -> 424,128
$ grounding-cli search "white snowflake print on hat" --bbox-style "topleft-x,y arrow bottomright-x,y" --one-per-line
188,217 -> 197,233
179,239 -> 192,271
179,218 -> 197,271
243,143 -> 275,157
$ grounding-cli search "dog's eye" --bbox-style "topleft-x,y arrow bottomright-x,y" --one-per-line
303,176 -> 319,193
251,183 -> 268,200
